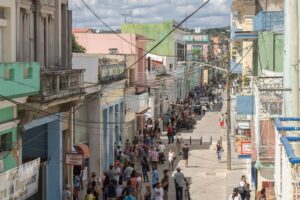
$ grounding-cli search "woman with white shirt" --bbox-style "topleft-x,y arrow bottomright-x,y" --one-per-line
239,175 -> 247,187
168,149 -> 176,171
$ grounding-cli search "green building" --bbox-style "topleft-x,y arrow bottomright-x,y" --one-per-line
121,20 -> 185,70
0,62 -> 40,172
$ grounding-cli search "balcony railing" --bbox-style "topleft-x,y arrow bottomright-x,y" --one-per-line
259,145 -> 275,161
99,64 -> 125,84
29,69 -> 85,102
126,92 -> 149,113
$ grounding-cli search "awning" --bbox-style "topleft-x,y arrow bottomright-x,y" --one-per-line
235,121 -> 251,129
254,160 -> 274,169
74,144 -> 90,159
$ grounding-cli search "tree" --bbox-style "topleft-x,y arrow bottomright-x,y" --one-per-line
72,34 -> 86,53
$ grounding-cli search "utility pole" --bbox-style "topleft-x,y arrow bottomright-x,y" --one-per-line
226,40 -> 231,170
291,0 -> 299,117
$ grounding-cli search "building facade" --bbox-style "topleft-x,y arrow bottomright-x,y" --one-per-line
15,0 -> 84,199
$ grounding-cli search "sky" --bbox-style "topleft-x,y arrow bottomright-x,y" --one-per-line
71,0 -> 232,30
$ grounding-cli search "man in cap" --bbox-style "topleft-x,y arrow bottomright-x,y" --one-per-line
174,167 -> 188,200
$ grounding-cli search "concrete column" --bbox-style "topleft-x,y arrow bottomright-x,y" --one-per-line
16,2 -> 21,61
23,11 -> 29,62
54,0 -> 62,66
49,15 -> 55,66
44,15 -> 49,68
56,75 -> 60,92
28,10 -> 35,62
36,13 -> 45,68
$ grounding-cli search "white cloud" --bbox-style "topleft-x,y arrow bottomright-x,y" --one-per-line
71,0 -> 231,29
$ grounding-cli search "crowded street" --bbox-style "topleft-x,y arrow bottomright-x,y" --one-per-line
77,87 -> 249,200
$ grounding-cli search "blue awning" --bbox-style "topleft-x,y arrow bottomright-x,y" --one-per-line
230,61 -> 242,74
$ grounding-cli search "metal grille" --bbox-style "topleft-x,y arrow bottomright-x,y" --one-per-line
257,76 -> 283,116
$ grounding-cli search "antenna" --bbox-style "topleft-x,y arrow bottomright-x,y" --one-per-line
121,11 -> 132,24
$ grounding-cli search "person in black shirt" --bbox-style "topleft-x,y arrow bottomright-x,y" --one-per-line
161,169 -> 169,200
182,144 -> 189,168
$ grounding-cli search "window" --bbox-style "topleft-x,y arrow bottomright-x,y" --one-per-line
0,8 -> 4,19
0,133 -> 12,153
4,68 -> 14,80
24,67 -> 33,79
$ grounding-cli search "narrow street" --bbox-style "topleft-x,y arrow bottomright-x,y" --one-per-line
148,101 -> 248,200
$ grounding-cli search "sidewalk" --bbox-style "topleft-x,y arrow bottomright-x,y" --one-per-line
158,101 -> 248,199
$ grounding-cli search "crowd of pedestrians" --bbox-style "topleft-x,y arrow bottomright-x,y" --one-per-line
79,125 -> 190,200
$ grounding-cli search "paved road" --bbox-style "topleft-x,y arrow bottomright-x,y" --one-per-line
80,99 -> 249,200
153,102 -> 249,200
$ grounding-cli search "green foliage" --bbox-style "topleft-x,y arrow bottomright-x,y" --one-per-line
72,34 -> 86,53
242,75 -> 251,87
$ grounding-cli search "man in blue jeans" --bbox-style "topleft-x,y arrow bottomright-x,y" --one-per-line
174,167 -> 187,200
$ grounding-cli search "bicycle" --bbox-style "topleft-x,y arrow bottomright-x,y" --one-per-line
184,181 -> 191,200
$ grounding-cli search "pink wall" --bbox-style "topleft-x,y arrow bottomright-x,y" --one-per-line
74,33 -> 148,83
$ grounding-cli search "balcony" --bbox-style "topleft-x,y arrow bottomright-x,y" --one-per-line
28,69 -> 85,102
253,11 -> 284,32
0,62 -> 40,98
99,64 -> 126,84
232,31 -> 257,41
126,92 -> 149,113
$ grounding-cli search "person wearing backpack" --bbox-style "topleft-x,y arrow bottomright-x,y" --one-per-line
105,178 -> 117,200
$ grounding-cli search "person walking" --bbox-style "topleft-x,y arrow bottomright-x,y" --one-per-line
150,148 -> 159,169
63,184 -> 72,200
239,175 -> 248,200
124,163 -> 134,182
161,169 -> 169,200
144,185 -> 151,200
182,144 -> 190,168
219,114 -> 225,128
154,182 -> 164,200
175,133 -> 183,155
167,124 -> 174,144
141,157 -> 149,182
85,188 -> 96,200
152,166 -> 160,189
228,188 -> 242,200
124,188 -> 137,200
216,141 -> 223,162
105,178 -> 117,200
257,188 -> 266,200
168,149 -> 176,171
174,167 -> 187,200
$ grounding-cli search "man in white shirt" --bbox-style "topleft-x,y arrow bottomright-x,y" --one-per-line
114,163 -> 121,182
157,141 -> 165,153
154,182 -> 164,200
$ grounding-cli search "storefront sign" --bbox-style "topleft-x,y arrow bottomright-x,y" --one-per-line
65,153 -> 83,165
241,141 -> 252,155
0,158 -> 40,200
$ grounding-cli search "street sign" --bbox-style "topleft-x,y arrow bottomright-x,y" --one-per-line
65,153 -> 83,165
241,141 -> 252,155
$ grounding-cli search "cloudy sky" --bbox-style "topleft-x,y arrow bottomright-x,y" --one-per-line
71,0 -> 232,30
